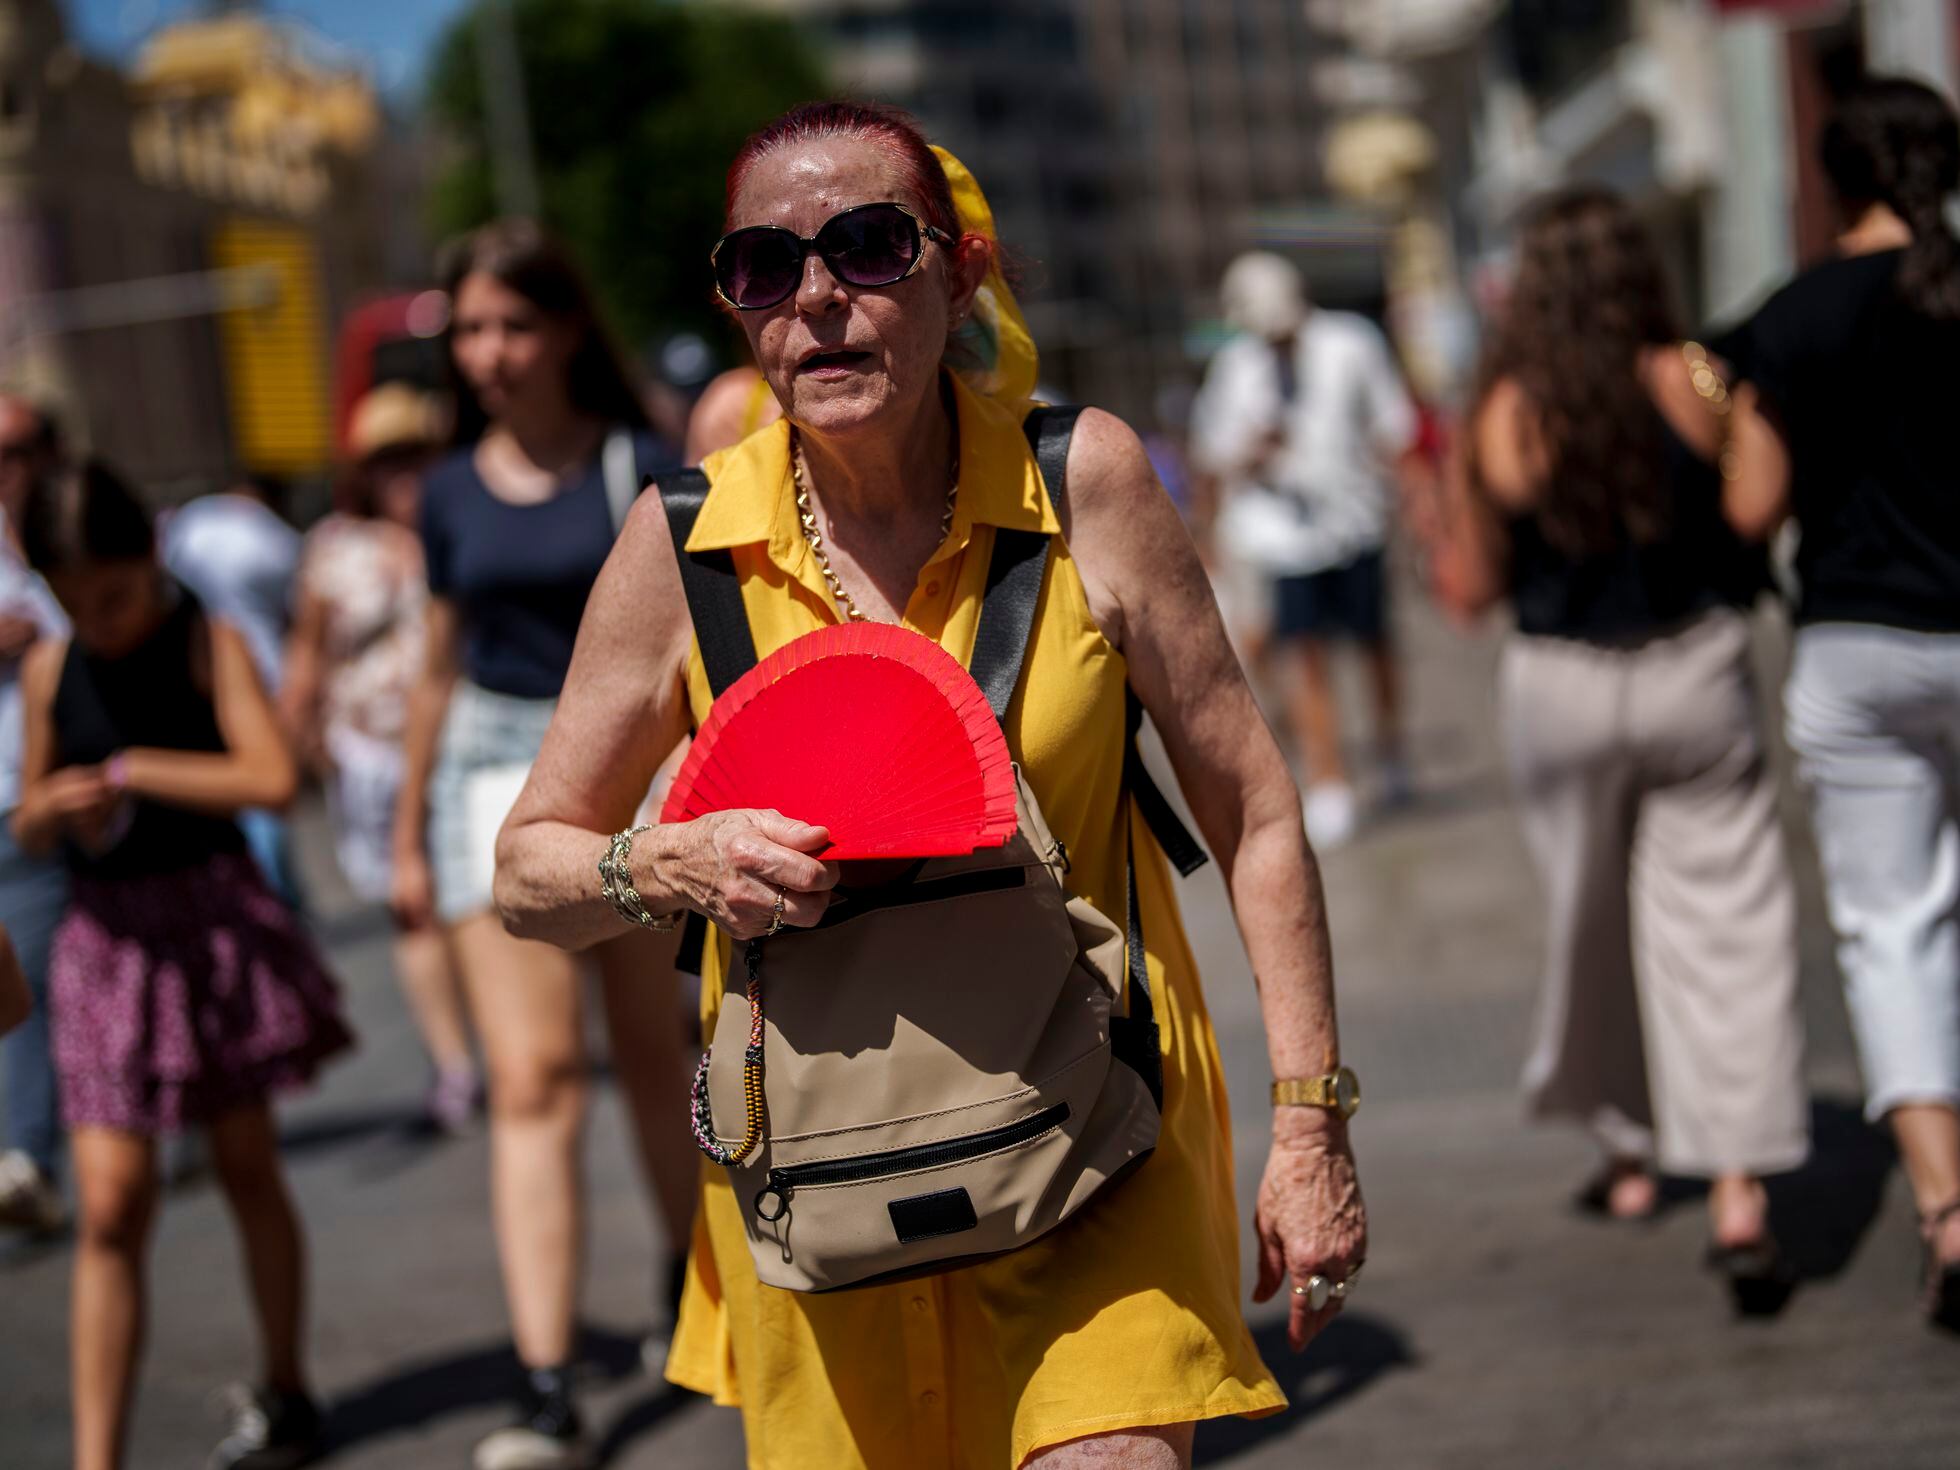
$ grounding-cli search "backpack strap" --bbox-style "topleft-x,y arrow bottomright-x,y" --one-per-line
658,468 -> 759,700
660,467 -> 760,975
967,406 -> 1077,720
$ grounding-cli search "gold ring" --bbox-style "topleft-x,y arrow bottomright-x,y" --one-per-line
766,888 -> 786,938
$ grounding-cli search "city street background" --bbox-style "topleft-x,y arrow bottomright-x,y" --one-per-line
5,572 -> 1957,1468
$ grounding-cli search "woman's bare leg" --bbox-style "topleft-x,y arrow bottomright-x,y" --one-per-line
71,1127 -> 159,1470
595,926 -> 696,1248
1025,1422 -> 1195,1469
392,923 -> 475,1075
454,912 -> 588,1368
1893,1103 -> 1960,1261
207,1106 -> 307,1392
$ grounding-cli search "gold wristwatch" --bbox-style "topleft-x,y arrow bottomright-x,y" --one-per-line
1271,1067 -> 1360,1120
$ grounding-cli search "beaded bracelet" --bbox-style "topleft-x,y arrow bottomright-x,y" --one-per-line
598,825 -> 679,931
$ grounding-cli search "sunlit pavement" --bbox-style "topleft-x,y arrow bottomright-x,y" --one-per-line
4,577 -> 1958,1468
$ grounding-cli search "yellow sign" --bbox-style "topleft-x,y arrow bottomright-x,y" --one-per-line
211,218 -> 332,473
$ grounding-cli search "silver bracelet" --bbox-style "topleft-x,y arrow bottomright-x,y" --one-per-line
598,825 -> 679,931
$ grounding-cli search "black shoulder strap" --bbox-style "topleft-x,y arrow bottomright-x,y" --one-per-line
967,405 -> 1079,721
660,467 -> 759,975
658,467 -> 758,701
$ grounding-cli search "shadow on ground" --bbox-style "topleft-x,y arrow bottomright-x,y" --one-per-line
321,1325 -> 650,1462
1194,1311 -> 1414,1464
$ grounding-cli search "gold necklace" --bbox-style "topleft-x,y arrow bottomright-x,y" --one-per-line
790,428 -> 959,623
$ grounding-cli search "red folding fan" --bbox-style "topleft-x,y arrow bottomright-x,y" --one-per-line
660,623 -> 1018,860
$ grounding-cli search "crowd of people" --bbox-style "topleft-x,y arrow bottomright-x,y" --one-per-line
0,71 -> 1950,1470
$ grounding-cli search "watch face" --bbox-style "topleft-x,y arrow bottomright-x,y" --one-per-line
1334,1068 -> 1360,1118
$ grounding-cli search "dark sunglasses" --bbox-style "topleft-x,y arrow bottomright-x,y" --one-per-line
711,202 -> 953,311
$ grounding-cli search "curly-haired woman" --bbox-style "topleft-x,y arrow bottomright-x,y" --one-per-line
1429,185 -> 1807,1306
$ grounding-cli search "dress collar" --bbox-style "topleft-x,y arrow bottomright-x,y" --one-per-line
684,373 -> 1059,560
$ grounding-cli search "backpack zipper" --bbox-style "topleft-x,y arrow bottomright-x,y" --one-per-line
753,1101 -> 1071,1222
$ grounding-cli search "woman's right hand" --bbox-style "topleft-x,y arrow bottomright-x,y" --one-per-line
391,843 -> 437,931
656,810 -> 839,940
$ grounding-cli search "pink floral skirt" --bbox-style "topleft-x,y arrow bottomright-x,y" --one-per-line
51,853 -> 353,1134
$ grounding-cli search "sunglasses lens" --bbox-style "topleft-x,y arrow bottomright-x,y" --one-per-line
717,229 -> 802,309
818,205 -> 921,287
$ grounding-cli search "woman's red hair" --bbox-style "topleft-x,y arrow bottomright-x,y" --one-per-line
725,101 -> 961,237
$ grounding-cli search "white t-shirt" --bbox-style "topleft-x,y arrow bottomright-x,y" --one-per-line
0,510 -> 70,815
1192,310 -> 1417,577
160,494 -> 301,688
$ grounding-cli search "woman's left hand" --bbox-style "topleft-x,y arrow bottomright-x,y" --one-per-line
1252,1114 -> 1367,1352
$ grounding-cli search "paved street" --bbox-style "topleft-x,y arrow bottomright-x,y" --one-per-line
5,584 -> 1958,1468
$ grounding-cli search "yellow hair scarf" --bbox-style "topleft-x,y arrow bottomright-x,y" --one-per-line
932,144 -> 1040,405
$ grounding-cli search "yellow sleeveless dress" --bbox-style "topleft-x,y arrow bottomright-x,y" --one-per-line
665,375 -> 1284,1468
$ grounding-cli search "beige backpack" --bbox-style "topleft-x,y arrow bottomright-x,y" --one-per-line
662,408 -> 1207,1291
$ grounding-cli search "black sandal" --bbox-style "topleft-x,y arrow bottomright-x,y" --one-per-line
1920,1199 -> 1960,1334
1705,1235 -> 1795,1318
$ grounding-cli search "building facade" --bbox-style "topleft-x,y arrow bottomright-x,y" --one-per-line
743,0 -> 1352,424
0,1 -> 388,496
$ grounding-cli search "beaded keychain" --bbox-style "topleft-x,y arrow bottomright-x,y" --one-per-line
689,941 -> 768,1165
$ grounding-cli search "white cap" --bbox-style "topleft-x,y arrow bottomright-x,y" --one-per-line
1220,251 -> 1308,339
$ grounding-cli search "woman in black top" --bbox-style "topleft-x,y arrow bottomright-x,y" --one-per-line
1429,187 -> 1807,1309
390,221 -> 694,1464
1730,77 -> 1960,1331
13,461 -> 349,1468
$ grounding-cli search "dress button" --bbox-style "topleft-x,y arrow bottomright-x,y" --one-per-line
920,1388 -> 940,1406
925,579 -> 942,596
911,1295 -> 930,1313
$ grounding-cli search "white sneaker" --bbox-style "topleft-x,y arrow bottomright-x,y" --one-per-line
0,1149 -> 66,1235
1302,783 -> 1359,850
473,1426 -> 588,1470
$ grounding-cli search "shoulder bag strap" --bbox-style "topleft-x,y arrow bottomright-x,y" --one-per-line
659,467 -> 760,977
658,468 -> 759,701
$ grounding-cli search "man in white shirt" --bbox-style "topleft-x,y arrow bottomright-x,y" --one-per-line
1193,252 -> 1418,847
0,395 -> 72,1236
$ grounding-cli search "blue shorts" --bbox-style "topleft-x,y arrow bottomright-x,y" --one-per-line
1274,550 -> 1388,643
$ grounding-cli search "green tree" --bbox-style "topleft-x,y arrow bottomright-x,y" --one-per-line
424,0 -> 826,354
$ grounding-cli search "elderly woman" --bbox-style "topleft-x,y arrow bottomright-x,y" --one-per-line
495,102 -> 1365,1470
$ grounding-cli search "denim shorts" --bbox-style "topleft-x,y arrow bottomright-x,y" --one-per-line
429,682 -> 557,924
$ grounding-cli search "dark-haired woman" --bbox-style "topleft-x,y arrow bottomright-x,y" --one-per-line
12,461 -> 349,1470
497,101 -> 1364,1470
1729,77 -> 1960,1331
389,220 -> 695,1466
282,385 -> 479,1133
1429,186 -> 1807,1300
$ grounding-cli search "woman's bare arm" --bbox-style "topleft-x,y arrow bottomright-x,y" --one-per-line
1724,383 -> 1792,541
9,639 -> 93,855
494,488 -> 836,951
117,619 -> 297,815
278,581 -> 329,768
1064,407 -> 1363,1352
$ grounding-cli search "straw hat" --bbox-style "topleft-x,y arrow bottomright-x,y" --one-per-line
348,383 -> 443,461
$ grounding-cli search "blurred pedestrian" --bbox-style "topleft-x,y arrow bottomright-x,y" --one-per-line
161,473 -> 304,905
391,220 -> 694,1468
1727,76 -> 1960,1332
13,460 -> 350,1470
281,384 -> 479,1133
0,392 -> 72,1240
1429,186 -> 1806,1310
496,101 -> 1365,1470
684,362 -> 782,463
1192,251 -> 1419,848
